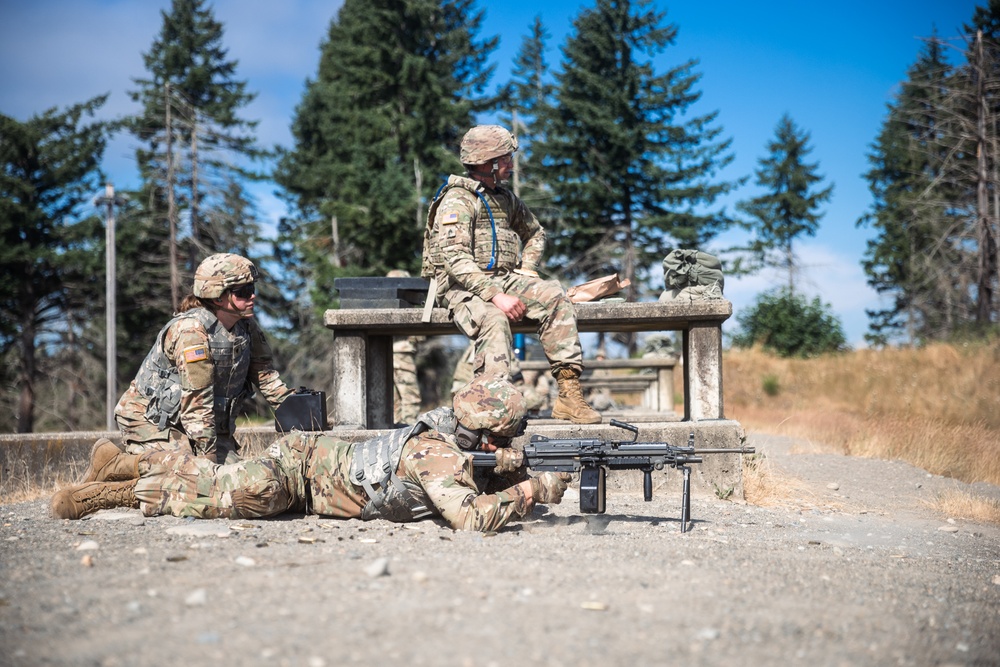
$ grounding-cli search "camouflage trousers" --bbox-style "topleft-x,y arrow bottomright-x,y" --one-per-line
133,449 -> 297,519
446,273 -> 582,380
116,413 -> 241,464
133,433 -> 361,520
392,336 -> 422,425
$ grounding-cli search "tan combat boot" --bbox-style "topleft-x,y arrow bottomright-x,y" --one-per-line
79,438 -> 140,483
50,480 -> 139,520
551,367 -> 602,424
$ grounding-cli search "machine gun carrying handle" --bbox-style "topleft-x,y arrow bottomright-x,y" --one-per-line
608,419 -> 639,438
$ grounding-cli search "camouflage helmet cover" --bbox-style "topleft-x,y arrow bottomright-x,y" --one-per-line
193,253 -> 258,299
452,374 -> 527,437
460,125 -> 518,165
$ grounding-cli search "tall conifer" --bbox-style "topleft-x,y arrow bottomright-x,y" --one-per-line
275,0 -> 498,315
535,0 -> 739,296
735,114 -> 833,292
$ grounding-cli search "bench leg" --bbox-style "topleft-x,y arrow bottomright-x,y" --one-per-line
683,325 -> 724,420
331,333 -> 394,429
332,333 -> 367,428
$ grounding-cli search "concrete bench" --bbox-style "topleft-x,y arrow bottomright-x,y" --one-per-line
324,300 -> 731,429
517,357 -> 676,412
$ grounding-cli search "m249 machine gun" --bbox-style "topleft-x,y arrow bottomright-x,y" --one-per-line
473,419 -> 755,532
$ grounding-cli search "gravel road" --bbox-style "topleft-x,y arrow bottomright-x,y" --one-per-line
2,432 -> 998,667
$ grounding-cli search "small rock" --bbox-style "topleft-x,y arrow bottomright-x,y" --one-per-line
167,524 -> 229,538
76,540 -> 99,551
581,601 -> 608,611
235,556 -> 256,567
185,589 -> 208,606
696,627 -> 720,641
937,526 -> 959,533
364,557 -> 389,577
412,571 -> 428,583
80,554 -> 94,567
826,483 -> 840,491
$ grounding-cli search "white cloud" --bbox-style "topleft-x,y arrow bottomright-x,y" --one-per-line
722,242 -> 879,347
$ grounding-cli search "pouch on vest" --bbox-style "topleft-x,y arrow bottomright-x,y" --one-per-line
275,387 -> 328,432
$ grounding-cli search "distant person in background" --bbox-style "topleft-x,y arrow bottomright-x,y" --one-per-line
387,269 -> 424,425
110,253 -> 292,466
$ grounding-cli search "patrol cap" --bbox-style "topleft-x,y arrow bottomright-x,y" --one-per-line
193,253 -> 258,299
452,374 -> 527,437
459,125 -> 518,166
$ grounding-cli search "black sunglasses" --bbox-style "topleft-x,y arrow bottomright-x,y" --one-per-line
230,283 -> 256,299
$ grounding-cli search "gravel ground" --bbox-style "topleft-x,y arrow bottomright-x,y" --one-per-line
1,432 -> 999,667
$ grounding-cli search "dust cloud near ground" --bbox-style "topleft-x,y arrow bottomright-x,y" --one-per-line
2,432 -> 998,667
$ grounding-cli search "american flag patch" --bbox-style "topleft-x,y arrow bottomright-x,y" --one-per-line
183,345 -> 209,363
443,212 -> 459,224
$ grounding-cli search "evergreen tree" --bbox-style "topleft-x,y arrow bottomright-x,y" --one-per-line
274,0 -> 499,315
535,0 -> 740,298
858,37 -> 964,345
0,97 -> 109,432
124,0 -> 266,321
731,289 -> 847,358
735,114 -> 833,291
503,16 -> 555,218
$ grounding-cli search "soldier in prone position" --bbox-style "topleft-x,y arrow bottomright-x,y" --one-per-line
51,377 -> 571,533
422,125 -> 600,424
113,253 -> 293,465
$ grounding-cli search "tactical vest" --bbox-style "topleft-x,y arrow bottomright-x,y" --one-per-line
351,407 -> 458,522
421,176 -> 521,282
133,308 -> 253,435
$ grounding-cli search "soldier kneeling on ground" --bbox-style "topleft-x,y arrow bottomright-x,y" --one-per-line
51,376 -> 571,533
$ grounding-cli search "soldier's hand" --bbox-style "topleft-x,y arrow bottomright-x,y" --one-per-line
530,472 -> 573,504
491,293 -> 526,322
493,448 -> 524,474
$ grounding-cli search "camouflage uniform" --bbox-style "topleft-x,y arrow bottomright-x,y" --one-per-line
133,409 -> 531,532
425,175 -> 583,380
114,254 -> 292,464
386,270 -> 423,424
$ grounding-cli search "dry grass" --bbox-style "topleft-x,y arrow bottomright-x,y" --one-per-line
722,339 -> 1000,521
741,452 -> 811,508
929,489 -> 1000,524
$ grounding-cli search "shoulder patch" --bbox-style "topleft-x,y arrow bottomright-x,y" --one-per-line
183,345 -> 209,364
442,212 -> 459,224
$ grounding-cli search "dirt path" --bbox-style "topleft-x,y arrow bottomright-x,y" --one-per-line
2,432 -> 998,667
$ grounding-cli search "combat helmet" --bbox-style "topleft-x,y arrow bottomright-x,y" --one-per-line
459,125 -> 518,165
452,374 -> 527,449
193,253 -> 258,299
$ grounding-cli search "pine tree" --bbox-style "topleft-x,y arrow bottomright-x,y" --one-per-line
0,97 -> 109,432
274,0 -> 499,315
125,0 -> 266,319
535,0 -> 740,297
858,37 -> 963,345
503,16 -> 555,217
735,114 -> 833,292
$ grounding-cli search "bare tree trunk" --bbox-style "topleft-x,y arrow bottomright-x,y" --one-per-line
166,83 -> 179,312
974,31 -> 996,325
16,318 -> 36,433
414,157 -> 423,233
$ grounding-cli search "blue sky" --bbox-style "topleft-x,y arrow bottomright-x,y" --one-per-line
0,0 -> 982,346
